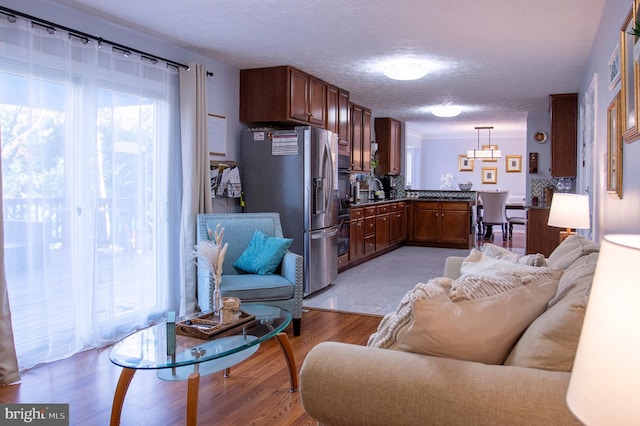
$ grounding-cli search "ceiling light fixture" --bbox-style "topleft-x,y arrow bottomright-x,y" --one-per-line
467,126 -> 501,159
431,105 -> 462,117
382,59 -> 430,80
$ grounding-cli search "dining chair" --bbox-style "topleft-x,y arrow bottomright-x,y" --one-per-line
507,215 -> 528,241
478,191 -> 510,241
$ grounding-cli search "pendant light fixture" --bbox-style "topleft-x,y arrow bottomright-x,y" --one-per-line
467,126 -> 502,159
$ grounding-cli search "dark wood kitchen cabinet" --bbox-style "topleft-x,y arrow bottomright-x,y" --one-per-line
349,207 -> 365,262
408,200 -> 471,249
374,117 -> 402,175
375,204 -> 390,251
550,93 -> 577,178
363,206 -> 377,256
240,65 -> 326,127
327,85 -> 350,156
389,202 -> 407,245
350,103 -> 371,172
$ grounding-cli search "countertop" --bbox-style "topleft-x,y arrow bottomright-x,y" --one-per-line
348,197 -> 474,208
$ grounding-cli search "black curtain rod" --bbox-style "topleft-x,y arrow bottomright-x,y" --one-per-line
0,5 -> 195,72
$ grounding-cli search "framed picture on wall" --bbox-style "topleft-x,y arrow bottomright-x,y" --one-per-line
607,91 -> 623,198
609,42 -> 621,91
505,155 -> 522,173
458,155 -> 474,171
620,6 -> 640,143
482,167 -> 498,184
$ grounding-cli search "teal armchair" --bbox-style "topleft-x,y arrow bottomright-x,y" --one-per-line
196,213 -> 303,335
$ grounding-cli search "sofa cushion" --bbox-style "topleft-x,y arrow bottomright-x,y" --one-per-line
233,230 -> 292,275
220,274 -> 295,301
480,243 -> 547,267
546,234 -> 600,270
368,254 -> 562,364
504,252 -> 598,371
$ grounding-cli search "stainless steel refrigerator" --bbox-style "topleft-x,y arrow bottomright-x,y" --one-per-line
240,126 -> 339,296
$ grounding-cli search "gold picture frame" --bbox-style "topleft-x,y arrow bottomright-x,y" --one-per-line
481,145 -> 499,162
620,5 -> 640,143
505,155 -> 522,173
482,167 -> 498,184
458,155 -> 474,171
607,91 -> 623,198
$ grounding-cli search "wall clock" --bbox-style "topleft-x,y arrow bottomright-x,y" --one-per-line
534,131 -> 548,143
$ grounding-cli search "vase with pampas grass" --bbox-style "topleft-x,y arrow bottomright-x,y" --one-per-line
192,224 -> 228,313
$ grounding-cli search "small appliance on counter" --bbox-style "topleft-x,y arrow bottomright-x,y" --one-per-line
380,176 -> 398,199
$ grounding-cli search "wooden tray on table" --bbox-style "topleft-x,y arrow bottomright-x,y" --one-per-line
175,311 -> 256,340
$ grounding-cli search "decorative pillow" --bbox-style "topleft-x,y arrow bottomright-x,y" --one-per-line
233,230 -> 292,275
480,243 -> 547,267
546,234 -> 599,270
504,252 -> 598,372
368,256 -> 562,364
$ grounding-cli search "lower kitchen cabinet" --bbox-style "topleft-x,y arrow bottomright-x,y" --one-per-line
389,202 -> 406,245
375,204 -> 390,251
349,207 -> 365,262
364,206 -> 377,256
346,201 -> 407,269
408,200 -> 472,249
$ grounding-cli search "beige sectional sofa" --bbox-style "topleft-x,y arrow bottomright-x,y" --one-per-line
300,235 -> 599,426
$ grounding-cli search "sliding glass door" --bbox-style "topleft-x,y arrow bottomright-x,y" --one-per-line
0,18 -> 180,369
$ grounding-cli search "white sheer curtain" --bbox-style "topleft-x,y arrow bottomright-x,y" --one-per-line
0,15 -> 181,369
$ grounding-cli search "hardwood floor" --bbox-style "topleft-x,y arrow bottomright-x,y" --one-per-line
0,309 -> 382,425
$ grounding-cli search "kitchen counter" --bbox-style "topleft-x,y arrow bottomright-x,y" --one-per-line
349,198 -> 408,207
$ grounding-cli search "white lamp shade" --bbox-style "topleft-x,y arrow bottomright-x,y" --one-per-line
547,193 -> 590,229
566,234 -> 640,425
466,149 -> 502,159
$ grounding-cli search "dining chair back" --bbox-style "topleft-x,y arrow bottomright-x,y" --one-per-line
478,191 -> 510,241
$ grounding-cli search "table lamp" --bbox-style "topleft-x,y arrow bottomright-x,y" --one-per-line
566,234 -> 640,425
547,193 -> 590,242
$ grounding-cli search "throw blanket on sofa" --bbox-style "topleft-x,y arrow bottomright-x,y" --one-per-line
367,251 -> 563,364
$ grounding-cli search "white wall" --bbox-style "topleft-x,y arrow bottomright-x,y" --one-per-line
416,133 -> 527,199
578,0 -> 640,241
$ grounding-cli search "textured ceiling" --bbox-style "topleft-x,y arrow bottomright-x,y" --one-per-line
47,0 -> 605,138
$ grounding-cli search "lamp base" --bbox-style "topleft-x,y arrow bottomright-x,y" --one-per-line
559,228 -> 575,243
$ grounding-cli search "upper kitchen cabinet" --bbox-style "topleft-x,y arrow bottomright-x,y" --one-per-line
240,66 -> 326,128
550,93 -> 577,178
326,85 -> 350,155
350,103 -> 371,172
374,117 -> 402,175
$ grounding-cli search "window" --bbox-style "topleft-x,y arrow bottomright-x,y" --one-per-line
405,145 -> 420,188
1,17 -> 180,369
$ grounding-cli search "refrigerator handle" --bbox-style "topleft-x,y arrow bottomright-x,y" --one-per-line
311,226 -> 339,239
324,136 -> 334,217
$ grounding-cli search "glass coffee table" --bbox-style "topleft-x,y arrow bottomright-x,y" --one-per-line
109,304 -> 296,426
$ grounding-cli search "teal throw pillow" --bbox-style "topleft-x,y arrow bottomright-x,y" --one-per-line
233,230 -> 293,275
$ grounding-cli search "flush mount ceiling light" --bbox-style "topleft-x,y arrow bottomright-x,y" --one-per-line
467,126 -> 501,159
431,105 -> 462,117
382,58 -> 430,80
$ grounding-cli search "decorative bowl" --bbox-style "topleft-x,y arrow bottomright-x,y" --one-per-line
458,183 -> 473,191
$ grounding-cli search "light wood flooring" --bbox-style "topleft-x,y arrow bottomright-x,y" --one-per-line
0,309 -> 381,425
